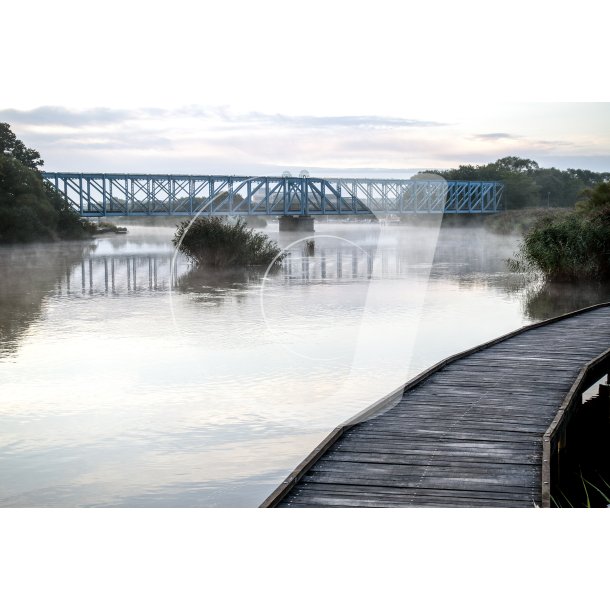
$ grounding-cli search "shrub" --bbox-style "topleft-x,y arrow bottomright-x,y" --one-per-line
173,216 -> 284,268
92,221 -> 127,234
508,184 -> 610,281
575,182 -> 610,216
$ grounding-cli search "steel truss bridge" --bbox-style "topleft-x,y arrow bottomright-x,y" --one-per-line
42,173 -> 503,217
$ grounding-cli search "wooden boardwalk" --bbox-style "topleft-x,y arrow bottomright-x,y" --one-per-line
262,304 -> 610,508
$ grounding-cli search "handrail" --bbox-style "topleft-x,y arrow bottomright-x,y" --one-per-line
541,346 -> 610,507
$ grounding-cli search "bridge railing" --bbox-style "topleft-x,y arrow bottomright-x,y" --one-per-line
41,173 -> 504,217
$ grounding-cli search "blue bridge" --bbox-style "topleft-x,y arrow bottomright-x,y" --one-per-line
42,172 -> 503,230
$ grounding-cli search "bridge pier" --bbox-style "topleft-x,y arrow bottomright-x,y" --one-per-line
278,215 -> 314,232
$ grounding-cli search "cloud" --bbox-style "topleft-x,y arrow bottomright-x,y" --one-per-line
0,106 -> 141,127
473,132 -> 574,149
0,105 -> 442,132
236,112 -> 444,129
6,125 -> 175,154
534,139 -> 574,147
474,132 -> 516,140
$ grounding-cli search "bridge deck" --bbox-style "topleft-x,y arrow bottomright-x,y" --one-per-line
263,304 -> 610,507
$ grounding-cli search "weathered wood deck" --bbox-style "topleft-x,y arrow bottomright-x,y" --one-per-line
262,303 -> 610,508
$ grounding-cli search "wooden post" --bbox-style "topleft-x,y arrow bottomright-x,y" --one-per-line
599,384 -> 610,425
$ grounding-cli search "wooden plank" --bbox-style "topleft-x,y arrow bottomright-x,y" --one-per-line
337,438 -> 542,457
344,430 -> 540,445
293,482 -> 534,502
309,465 -> 538,486
376,414 -> 551,428
289,488 -> 534,506
337,436 -> 541,451
284,485 -> 535,507
361,419 -> 548,433
323,450 -> 539,470
301,473 -> 538,494
283,494 -> 531,508
310,458 -> 538,476
328,446 -> 541,465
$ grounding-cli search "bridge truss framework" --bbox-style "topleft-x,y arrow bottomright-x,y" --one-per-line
42,173 -> 504,217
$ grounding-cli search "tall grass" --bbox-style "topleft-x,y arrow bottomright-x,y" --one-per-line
508,183 -> 610,281
173,216 -> 284,268
552,473 -> 610,508
508,211 -> 610,280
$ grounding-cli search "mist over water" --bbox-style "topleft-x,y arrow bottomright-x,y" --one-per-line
1,221 -> 609,507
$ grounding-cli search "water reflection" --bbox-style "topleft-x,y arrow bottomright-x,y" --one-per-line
0,227 -> 528,300
176,266 -> 264,305
522,280 -> 610,320
57,253 -> 187,295
52,241 -> 486,294
0,243 -> 93,355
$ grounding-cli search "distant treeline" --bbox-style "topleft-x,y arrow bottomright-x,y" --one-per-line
420,156 -> 610,209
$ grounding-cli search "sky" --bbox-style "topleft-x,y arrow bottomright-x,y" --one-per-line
2,1 -> 609,177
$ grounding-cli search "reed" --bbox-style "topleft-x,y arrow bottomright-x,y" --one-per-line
173,216 -> 284,268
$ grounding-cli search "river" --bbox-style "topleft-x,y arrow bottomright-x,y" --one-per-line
1,220 -> 609,506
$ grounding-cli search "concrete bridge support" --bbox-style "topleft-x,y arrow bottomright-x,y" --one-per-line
278,216 -> 314,232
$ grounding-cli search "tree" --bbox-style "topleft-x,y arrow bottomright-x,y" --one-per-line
567,168 -> 610,188
492,156 -> 539,174
423,157 -> 540,209
0,123 -> 93,243
0,122 -> 43,170
575,181 -> 610,216
0,155 -> 56,242
420,156 -> 609,210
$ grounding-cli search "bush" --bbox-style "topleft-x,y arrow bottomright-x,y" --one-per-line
173,216 -> 284,268
92,221 -> 127,234
508,183 -> 610,280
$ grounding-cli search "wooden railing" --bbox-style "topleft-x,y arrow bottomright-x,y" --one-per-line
541,347 -> 610,507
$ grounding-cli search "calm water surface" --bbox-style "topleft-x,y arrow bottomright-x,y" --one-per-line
1,221 -> 609,506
